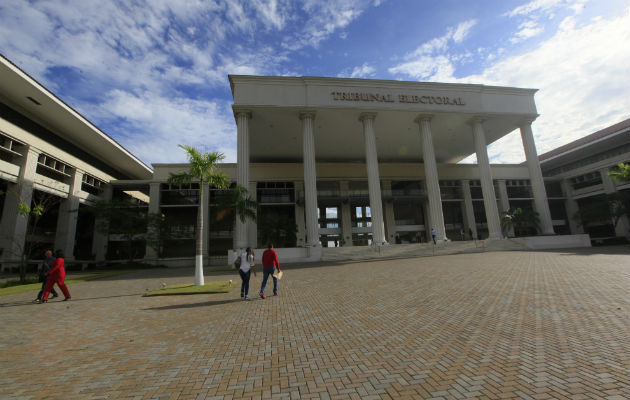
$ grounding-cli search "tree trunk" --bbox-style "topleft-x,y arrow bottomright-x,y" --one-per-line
20,253 -> 27,284
195,181 -> 205,286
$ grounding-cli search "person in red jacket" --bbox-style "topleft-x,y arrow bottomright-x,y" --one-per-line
38,249 -> 71,303
259,243 -> 280,299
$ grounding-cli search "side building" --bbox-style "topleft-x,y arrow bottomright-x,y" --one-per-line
540,119 -> 630,244
0,55 -> 152,271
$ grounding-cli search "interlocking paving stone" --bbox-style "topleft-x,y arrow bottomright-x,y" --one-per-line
1,248 -> 629,399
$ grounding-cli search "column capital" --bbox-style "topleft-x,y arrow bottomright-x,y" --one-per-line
467,115 -> 488,126
519,115 -> 539,127
232,107 -> 252,120
299,110 -> 317,120
414,114 -> 434,123
359,112 -> 377,122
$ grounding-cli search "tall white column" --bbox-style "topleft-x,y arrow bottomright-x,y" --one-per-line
471,118 -> 502,240
497,179 -> 514,238
520,121 -> 554,235
461,180 -> 477,239
54,169 -> 84,260
294,181 -> 306,247
339,181 -> 353,247
300,111 -> 320,247
415,114 -> 447,241
0,147 -> 39,266
359,113 -> 386,245
382,180 -> 397,243
560,179 -> 583,234
92,184 -> 112,263
234,109 -> 251,249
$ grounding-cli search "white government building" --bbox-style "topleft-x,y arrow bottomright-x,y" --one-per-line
2,54 -> 627,270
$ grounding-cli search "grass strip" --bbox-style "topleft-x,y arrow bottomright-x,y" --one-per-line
0,270 -> 135,297
144,281 -> 233,296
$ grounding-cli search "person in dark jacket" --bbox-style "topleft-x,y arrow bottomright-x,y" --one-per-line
38,249 -> 71,303
34,250 -> 58,302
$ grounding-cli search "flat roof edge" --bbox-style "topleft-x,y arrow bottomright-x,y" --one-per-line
0,53 -> 153,177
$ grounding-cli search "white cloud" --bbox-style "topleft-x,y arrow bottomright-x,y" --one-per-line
252,0 -> 288,30
504,0 -> 566,18
510,20 -> 544,43
89,90 -> 237,164
338,62 -> 376,78
388,19 -> 477,82
452,19 -> 478,43
389,55 -> 454,82
282,0 -> 378,50
459,8 -> 630,163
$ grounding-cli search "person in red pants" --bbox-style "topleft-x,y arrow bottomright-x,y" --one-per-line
38,249 -> 71,303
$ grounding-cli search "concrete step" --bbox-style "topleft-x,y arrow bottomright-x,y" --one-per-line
321,240 -> 485,262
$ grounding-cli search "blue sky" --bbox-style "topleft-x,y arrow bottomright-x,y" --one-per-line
0,0 -> 628,166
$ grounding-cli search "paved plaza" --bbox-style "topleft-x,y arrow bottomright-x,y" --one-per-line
1,248 -> 629,400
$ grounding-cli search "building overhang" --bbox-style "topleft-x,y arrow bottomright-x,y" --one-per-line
0,54 -> 152,180
230,75 -> 539,164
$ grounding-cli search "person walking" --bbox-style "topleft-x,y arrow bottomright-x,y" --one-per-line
238,247 -> 256,300
431,227 -> 437,244
259,243 -> 280,299
34,249 -> 58,302
38,249 -> 71,303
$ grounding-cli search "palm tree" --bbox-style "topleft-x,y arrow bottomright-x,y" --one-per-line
212,184 -> 258,239
168,145 -> 229,286
500,207 -> 541,237
609,163 -> 630,182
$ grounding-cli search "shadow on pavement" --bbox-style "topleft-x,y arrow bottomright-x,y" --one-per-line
145,298 -> 244,311
0,293 -> 143,308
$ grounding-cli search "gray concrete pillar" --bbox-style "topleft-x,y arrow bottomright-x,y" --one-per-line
461,180 -> 477,240
471,118 -> 502,240
360,112 -> 386,245
339,181 -> 353,247
234,109 -> 251,249
300,111 -> 320,247
416,114 -> 447,241
92,184 -> 113,263
54,168 -> 84,260
520,121 -> 554,235
0,147 -> 39,266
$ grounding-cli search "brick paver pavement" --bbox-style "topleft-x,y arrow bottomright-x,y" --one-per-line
1,248 -> 628,399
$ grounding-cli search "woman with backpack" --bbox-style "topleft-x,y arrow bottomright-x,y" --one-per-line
235,247 -> 256,300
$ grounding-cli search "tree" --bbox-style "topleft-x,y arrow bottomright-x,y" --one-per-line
89,198 -> 148,262
608,163 -> 630,182
168,145 -> 230,286
0,187 -> 59,284
212,184 -> 257,225
573,193 -> 628,231
258,212 -> 297,248
500,207 -> 541,237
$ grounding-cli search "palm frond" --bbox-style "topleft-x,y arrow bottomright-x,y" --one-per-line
167,171 -> 193,186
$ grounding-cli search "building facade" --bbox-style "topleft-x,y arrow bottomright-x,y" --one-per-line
4,54 -> 625,270
0,55 -> 152,270
539,119 -> 630,243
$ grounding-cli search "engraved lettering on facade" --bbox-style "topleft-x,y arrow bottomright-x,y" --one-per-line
333,91 -> 465,106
